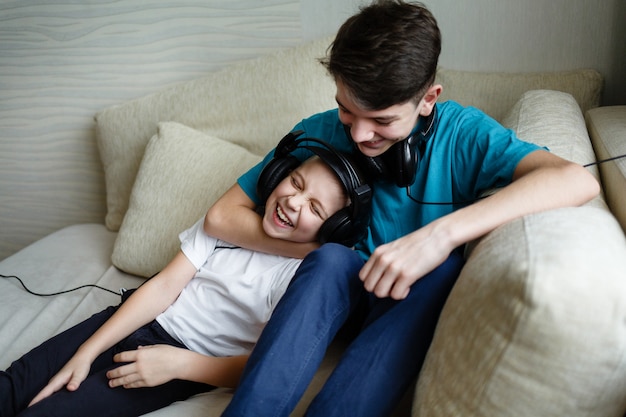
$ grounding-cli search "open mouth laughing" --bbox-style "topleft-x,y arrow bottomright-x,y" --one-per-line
275,205 -> 294,227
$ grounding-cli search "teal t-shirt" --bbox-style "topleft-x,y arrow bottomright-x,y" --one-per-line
238,101 -> 542,260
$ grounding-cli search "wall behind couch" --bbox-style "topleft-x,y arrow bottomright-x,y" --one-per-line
0,0 -> 310,261
306,0 -> 626,106
1,0 -> 624,261
423,0 -> 626,107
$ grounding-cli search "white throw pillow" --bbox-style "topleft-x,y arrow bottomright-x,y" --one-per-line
502,89 -> 606,209
111,122 -> 261,278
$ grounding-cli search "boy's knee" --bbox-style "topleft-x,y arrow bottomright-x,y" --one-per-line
291,243 -> 363,291
308,243 -> 362,270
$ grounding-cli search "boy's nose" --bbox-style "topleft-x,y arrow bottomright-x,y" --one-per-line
349,120 -> 375,143
287,193 -> 306,210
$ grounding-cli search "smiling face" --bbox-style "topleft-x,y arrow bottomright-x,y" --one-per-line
261,157 -> 349,244
336,80 -> 441,158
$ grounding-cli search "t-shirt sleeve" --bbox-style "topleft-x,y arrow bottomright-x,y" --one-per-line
178,217 -> 218,270
237,152 -> 275,206
449,107 -> 544,199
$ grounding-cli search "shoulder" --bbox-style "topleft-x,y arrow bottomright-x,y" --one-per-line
297,109 -> 354,152
432,101 -> 515,147
300,108 -> 340,125
429,101 -> 538,165
436,100 -> 497,127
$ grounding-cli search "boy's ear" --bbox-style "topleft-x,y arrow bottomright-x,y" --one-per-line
419,84 -> 442,117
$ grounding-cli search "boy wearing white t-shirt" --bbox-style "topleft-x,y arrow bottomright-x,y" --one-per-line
1,145 -> 371,417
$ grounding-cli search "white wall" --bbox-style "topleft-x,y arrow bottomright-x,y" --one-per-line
0,0 -> 623,260
0,0 -> 306,260
424,0 -> 625,105
303,0 -> 626,105
300,0 -> 362,40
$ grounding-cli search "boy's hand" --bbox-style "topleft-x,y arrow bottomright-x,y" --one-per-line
359,224 -> 452,300
29,353 -> 92,406
107,345 -> 182,388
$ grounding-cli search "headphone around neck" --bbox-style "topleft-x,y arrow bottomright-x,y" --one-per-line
346,105 -> 437,187
257,130 -> 372,247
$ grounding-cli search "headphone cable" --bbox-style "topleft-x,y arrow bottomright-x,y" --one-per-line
583,153 -> 626,167
0,273 -> 120,297
406,153 -> 626,205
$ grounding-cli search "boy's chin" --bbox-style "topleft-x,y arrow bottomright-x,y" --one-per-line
262,218 -> 290,240
356,142 -> 393,158
263,226 -> 313,244
261,218 -> 278,237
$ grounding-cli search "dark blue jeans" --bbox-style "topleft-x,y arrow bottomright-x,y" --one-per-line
0,294 -> 212,417
222,243 -> 465,417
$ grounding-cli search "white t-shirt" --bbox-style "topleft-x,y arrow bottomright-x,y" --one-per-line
156,218 -> 302,357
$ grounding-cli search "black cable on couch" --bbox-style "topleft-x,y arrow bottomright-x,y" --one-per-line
0,273 -> 120,296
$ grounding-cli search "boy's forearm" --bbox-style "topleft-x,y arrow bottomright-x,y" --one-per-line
442,155 -> 599,249
361,155 -> 599,300
77,252 -> 197,362
177,352 -> 249,388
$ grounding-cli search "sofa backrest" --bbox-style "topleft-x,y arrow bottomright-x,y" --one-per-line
95,35 -> 604,232
436,68 -> 603,122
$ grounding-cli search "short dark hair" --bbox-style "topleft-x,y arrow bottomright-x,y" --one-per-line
320,0 -> 441,110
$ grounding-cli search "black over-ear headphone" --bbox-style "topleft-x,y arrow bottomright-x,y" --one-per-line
257,130 -> 372,247
346,105 -> 437,187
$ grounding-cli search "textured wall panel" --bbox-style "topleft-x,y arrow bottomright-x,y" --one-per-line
0,0 -> 302,260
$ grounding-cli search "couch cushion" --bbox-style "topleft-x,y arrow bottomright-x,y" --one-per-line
413,206 -> 626,417
501,89 -> 607,210
436,68 -> 603,122
111,122 -> 261,278
0,224 -> 145,370
95,36 -> 336,231
585,106 -> 626,233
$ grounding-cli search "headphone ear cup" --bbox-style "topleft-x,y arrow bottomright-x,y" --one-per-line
402,137 -> 418,186
387,135 -> 419,187
256,154 -> 300,203
318,208 -> 354,246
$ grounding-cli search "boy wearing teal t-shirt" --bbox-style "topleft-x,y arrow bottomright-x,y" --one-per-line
208,1 -> 599,416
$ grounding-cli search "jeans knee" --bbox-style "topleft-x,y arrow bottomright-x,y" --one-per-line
306,243 -> 363,273
289,243 -> 363,295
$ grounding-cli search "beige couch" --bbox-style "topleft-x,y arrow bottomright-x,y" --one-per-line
1,36 -> 625,417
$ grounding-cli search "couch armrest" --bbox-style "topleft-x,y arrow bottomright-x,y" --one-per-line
586,106 -> 626,233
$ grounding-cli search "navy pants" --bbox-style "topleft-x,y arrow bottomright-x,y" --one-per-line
0,293 -> 213,417
222,243 -> 465,417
